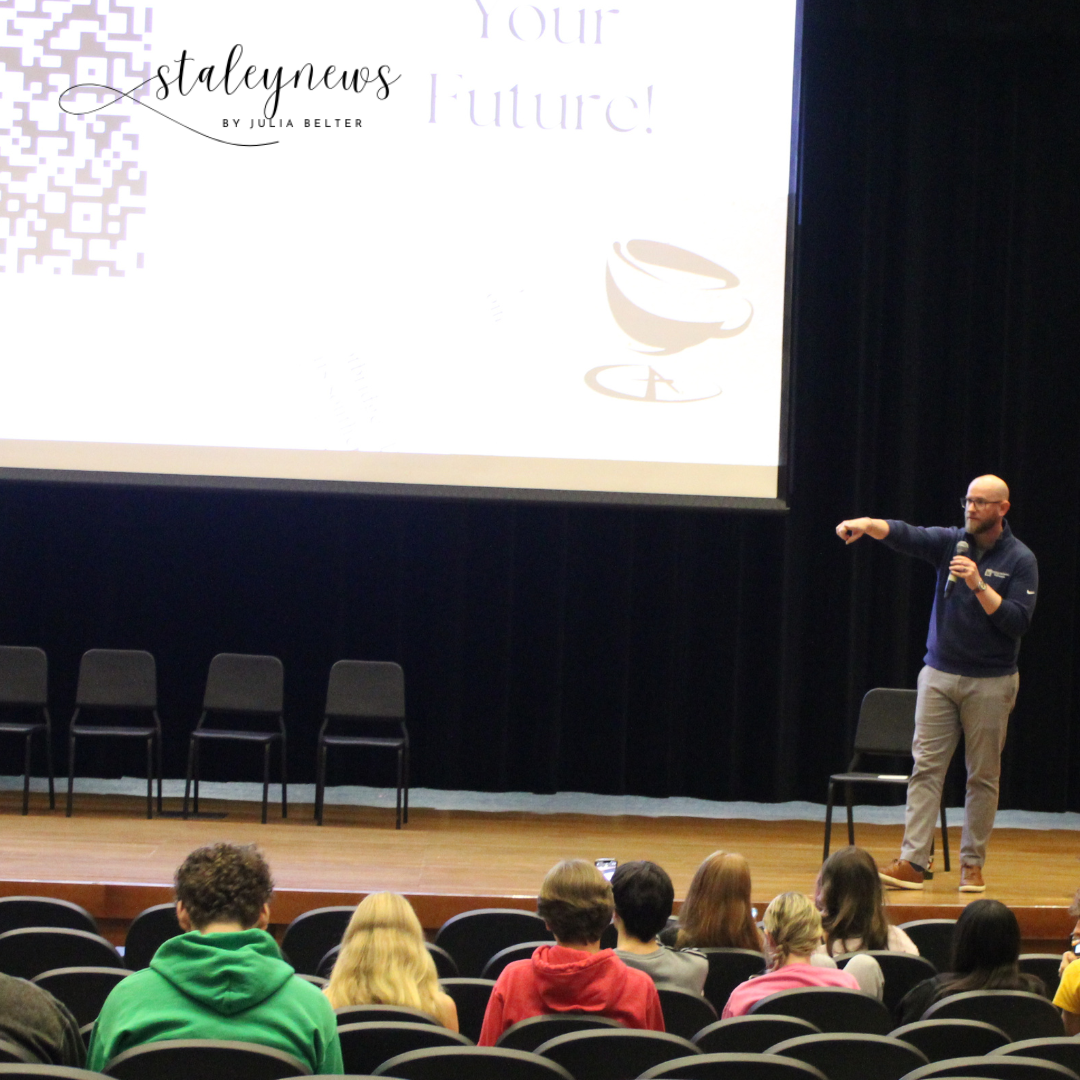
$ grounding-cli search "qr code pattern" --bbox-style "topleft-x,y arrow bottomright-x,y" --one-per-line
0,0 -> 150,275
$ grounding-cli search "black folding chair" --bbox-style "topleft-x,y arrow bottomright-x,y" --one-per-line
639,1053 -> 830,1079
372,1046 -> 574,1080
692,1016 -> 821,1055
658,985 -> 719,1040
899,1055 -> 1079,1079
0,928 -> 124,980
0,897 -> 97,936
437,978 -> 495,1044
31,966 -> 131,1026
334,1006 -> 441,1027
281,906 -> 355,975
434,909 -> 552,978
496,1014 -> 623,1052
769,1032 -> 928,1080
891,1019 -> 1012,1062
480,941 -> 548,980
747,986 -> 892,1034
0,646 -> 54,815
534,1028 -> 700,1080
183,653 -> 286,824
922,990 -> 1065,1041
835,950 -> 937,1013
103,1039 -> 310,1080
67,649 -> 161,819
698,948 -> 768,1014
824,688 -> 949,871
897,920 -> 956,975
316,661 -> 409,829
338,1022 -> 472,1075
123,902 -> 182,970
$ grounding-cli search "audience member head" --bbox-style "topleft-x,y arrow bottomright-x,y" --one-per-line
174,842 -> 273,932
537,859 -> 614,947
325,891 -> 443,1013
611,861 -> 675,943
763,892 -> 824,968
935,898 -> 1043,997
676,850 -> 761,950
817,845 -> 890,953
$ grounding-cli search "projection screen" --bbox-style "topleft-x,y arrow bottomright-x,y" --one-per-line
0,0 -> 802,507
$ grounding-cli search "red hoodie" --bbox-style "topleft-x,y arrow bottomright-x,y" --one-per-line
478,944 -> 665,1046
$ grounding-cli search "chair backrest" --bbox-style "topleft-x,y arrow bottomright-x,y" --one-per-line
638,1053 -> 830,1079
534,1028 -> 700,1080
325,661 -> 405,719
891,1018 -> 1012,1062
334,1005 -> 440,1027
922,990 -> 1065,1041
0,928 -> 124,980
897,920 -> 956,975
435,910 -> 553,978
0,1067 -> 107,1079
0,897 -> 97,936
75,650 -> 157,709
851,689 -> 918,756
693,1015 -> 821,1055
836,951 -> 937,1013
30,966 -> 131,1026
123,903 -> 183,970
747,986 -> 892,1034
103,1038 -> 310,1080
697,949 -> 768,1014
0,647 -> 48,707
426,943 -> 459,980
202,654 -> 284,714
899,1054 -> 1080,1079
657,986 -> 719,1040
338,1021 -> 472,1075
1019,955 -> 1062,1000
997,1038 -> 1080,1074
282,906 -> 356,975
769,1032 -> 928,1080
437,978 -> 495,1044
0,1044 -> 36,1067
372,1045 -> 574,1080
480,941 -> 548,981
495,1013 -> 624,1052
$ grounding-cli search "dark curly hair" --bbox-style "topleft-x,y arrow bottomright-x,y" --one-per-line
536,860 -> 614,946
174,842 -> 274,930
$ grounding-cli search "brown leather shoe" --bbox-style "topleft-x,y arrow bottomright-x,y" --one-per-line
878,858 -> 925,890
959,864 -> 986,892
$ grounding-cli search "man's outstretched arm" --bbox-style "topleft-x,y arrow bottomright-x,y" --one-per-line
835,517 -> 891,544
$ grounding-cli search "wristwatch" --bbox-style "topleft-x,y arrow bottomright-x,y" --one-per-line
976,579 -> 988,592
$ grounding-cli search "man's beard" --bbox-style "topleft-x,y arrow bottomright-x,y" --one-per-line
966,513 -> 1000,536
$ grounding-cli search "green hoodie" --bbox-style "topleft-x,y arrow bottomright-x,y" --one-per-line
86,929 -> 342,1074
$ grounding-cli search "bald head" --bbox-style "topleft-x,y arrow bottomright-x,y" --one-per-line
970,475 -> 1009,503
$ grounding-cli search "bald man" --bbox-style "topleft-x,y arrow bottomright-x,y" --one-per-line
836,476 -> 1038,893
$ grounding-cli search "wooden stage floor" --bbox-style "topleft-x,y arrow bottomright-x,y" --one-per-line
1,791 -> 1077,949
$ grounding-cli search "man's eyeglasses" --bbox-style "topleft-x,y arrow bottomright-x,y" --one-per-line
960,498 -> 1004,510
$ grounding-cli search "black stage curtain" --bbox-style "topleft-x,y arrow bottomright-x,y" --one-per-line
2,0 -> 1079,809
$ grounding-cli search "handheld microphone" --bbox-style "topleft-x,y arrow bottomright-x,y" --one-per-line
944,538 -> 970,598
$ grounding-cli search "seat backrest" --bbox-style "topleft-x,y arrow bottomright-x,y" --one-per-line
202,654 -> 284,714
426,943 -> 459,980
334,1005 -> 440,1027
0,647 -> 48,707
0,897 -> 97,936
123,903 -> 183,970
657,986 -> 719,1040
896,920 -> 957,975
30,966 -> 131,1026
435,909 -> 552,978
372,1045 -> 575,1080
281,906 -> 356,976
0,928 -> 124,980
75,650 -> 157,709
836,951 -> 937,1013
102,1038 -> 310,1080
891,1018 -> 1011,1062
697,949 -> 768,1014
1019,955 -> 1062,1000
0,1043 -> 37,1066
852,688 -> 918,756
480,941 -> 548,981
534,1028 -> 700,1080
769,1032 -> 928,1080
325,661 -> 405,719
997,1038 -> 1080,1074
693,1015 -> 821,1055
496,1014 -> 624,1052
639,1052 -> 830,1079
747,986 -> 892,1034
0,1068 -> 116,1080
922,990 -> 1065,1041
338,1022 -> 472,1075
436,979 -> 495,1044
900,1054 -> 1080,1080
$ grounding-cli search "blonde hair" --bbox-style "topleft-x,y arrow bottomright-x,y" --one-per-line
763,892 -> 824,967
324,892 -> 443,1016
676,851 -> 761,951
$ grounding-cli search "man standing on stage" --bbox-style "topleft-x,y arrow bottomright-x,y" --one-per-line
835,475 -> 1038,893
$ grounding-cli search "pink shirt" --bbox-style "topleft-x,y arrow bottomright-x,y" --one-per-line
722,961 -> 862,1018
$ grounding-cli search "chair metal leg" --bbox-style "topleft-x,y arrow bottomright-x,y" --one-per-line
940,798 -> 951,871
403,742 -> 409,825
145,737 -> 153,819
845,782 -> 855,846
22,733 -> 32,815
66,736 -> 76,817
824,782 -> 836,861
395,746 -> 403,830
280,733 -> 287,819
315,741 -> 325,826
45,726 -> 55,810
193,741 -> 200,814
261,742 -> 270,825
156,736 -> 163,815
183,739 -> 196,819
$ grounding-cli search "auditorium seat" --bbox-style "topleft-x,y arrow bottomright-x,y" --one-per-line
896,920 -> 956,976
657,985 -> 719,1039
495,1014 -> 623,1052
921,989 -> 1064,1041
281,906 -> 355,975
372,1045 -> 574,1080
747,986 -> 892,1034
437,978 -> 495,1043
0,897 -> 97,936
639,1054 -> 830,1079
696,948 -> 768,1014
692,1015 -> 821,1055
768,1031 -> 928,1080
435,909 -> 552,978
102,1038 -> 309,1080
122,903 -> 182,970
890,1018 -> 1011,1062
337,1021 -> 472,1075
0,928 -> 124,981
835,950 -> 937,1013
533,1028 -> 700,1080
31,966 -> 131,1026
479,941 -> 548,980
